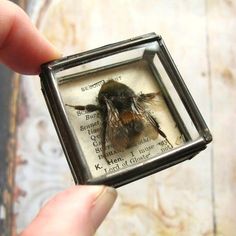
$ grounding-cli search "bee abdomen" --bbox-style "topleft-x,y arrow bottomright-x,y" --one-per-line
120,111 -> 144,135
120,111 -> 142,124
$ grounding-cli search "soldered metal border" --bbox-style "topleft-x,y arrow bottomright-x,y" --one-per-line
40,32 -> 212,188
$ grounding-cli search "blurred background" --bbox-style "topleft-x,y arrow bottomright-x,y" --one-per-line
0,0 -> 235,235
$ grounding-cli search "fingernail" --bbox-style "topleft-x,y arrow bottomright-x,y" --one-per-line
91,186 -> 117,230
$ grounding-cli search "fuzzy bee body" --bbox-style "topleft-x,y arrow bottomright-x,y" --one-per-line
66,80 -> 172,162
98,81 -> 145,151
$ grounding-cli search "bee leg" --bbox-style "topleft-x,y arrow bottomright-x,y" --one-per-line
158,128 -> 173,148
149,114 -> 173,148
137,92 -> 161,102
65,104 -> 100,112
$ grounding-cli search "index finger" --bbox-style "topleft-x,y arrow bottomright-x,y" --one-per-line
0,0 -> 61,75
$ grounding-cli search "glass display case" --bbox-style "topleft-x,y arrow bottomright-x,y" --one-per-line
40,33 -> 212,187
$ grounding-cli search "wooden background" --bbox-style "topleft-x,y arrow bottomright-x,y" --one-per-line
0,0 -> 236,235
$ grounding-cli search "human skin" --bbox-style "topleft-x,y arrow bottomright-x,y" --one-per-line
0,0 -> 60,74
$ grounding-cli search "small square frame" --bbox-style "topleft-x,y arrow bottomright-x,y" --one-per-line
40,33 -> 212,187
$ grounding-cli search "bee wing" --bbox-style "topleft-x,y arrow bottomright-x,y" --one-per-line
132,96 -> 167,138
133,96 -> 173,147
104,98 -> 129,151
130,97 -> 157,140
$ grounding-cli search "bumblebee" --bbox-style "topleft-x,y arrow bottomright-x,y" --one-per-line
66,80 -> 172,162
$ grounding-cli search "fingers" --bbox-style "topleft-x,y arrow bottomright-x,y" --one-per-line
0,0 -> 61,75
20,185 -> 117,236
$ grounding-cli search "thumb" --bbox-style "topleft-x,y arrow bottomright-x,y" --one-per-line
20,185 -> 117,236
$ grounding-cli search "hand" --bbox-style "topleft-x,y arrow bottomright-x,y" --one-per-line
0,1 -> 117,235
21,186 -> 117,236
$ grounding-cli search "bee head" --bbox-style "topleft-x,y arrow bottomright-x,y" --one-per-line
98,80 -> 135,110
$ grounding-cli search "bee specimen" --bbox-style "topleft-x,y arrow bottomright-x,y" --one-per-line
66,80 -> 172,162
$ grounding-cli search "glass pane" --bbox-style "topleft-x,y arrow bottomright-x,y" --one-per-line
55,44 -> 187,178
